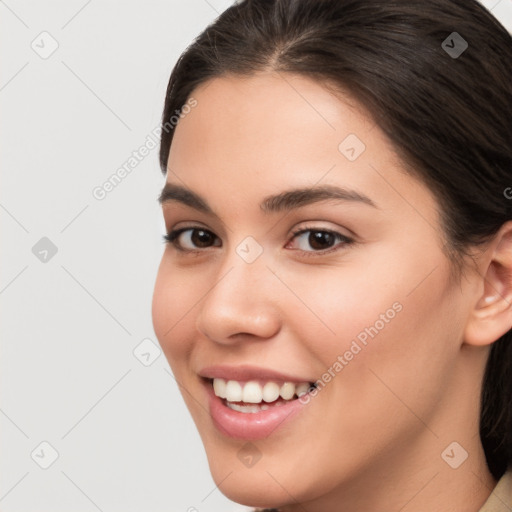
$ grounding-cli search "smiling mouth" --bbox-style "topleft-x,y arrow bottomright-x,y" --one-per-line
208,377 -> 317,413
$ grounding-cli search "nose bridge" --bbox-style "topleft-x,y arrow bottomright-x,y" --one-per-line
213,234 -> 272,298
195,238 -> 281,342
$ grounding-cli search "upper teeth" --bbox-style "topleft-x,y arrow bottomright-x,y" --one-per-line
212,378 -> 312,403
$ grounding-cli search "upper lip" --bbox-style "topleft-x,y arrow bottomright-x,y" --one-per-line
198,364 -> 314,383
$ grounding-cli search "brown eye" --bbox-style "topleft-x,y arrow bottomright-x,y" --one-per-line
190,229 -> 216,247
287,228 -> 353,255
163,228 -> 221,250
308,231 -> 336,250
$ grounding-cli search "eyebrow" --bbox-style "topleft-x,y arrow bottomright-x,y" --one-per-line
158,183 -> 378,213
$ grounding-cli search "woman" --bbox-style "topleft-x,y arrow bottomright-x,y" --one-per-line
152,0 -> 512,510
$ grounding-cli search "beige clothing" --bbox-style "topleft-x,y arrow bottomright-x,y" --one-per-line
479,468 -> 512,512
253,468 -> 512,511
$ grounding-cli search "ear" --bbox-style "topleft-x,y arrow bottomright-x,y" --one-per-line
464,221 -> 512,347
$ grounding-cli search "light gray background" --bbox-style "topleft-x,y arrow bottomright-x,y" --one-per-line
1,1 -> 511,511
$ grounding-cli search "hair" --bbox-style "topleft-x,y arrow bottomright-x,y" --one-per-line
158,0 -> 512,480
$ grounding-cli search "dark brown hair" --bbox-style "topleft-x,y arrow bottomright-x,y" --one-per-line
159,0 -> 512,480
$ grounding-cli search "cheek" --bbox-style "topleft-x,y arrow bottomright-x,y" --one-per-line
276,258 -> 407,365
307,255 -> 459,438
151,256 -> 200,366
284,248 -> 459,417
304,242 -> 455,361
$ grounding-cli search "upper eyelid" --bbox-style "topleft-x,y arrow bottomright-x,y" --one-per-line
166,225 -> 353,250
161,206 -> 232,235
290,224 -> 350,236
168,224 -> 349,238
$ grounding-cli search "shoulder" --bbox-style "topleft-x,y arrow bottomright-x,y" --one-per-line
478,467 -> 512,512
243,470 -> 512,512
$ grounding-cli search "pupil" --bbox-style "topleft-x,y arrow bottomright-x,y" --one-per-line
309,231 -> 333,250
192,229 -> 213,247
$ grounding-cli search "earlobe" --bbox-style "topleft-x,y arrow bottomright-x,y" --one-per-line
464,221 -> 512,347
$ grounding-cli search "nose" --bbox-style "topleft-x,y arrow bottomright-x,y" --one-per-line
195,251 -> 282,345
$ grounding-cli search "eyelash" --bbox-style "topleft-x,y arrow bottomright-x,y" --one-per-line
162,225 -> 354,258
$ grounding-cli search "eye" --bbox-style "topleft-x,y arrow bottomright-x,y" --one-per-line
286,227 -> 353,255
162,225 -> 354,256
162,227 -> 221,251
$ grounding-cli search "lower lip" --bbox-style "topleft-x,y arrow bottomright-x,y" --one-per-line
203,380 -> 310,440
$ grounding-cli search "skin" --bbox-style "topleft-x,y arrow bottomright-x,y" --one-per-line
152,72 -> 512,511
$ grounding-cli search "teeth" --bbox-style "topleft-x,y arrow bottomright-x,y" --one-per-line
212,378 -> 314,403
280,382 -> 295,400
295,383 -> 310,397
262,382 -> 280,402
242,381 -> 262,403
226,401 -> 285,413
225,380 -> 242,402
213,378 -> 227,399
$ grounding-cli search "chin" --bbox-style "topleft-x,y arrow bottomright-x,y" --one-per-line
201,440 -> 326,510
208,465 -> 293,509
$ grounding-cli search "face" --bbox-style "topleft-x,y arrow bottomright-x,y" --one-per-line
152,72 -> 475,508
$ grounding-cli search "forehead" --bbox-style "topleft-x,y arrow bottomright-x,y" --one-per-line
165,72 -> 434,219
171,72 -> 375,164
